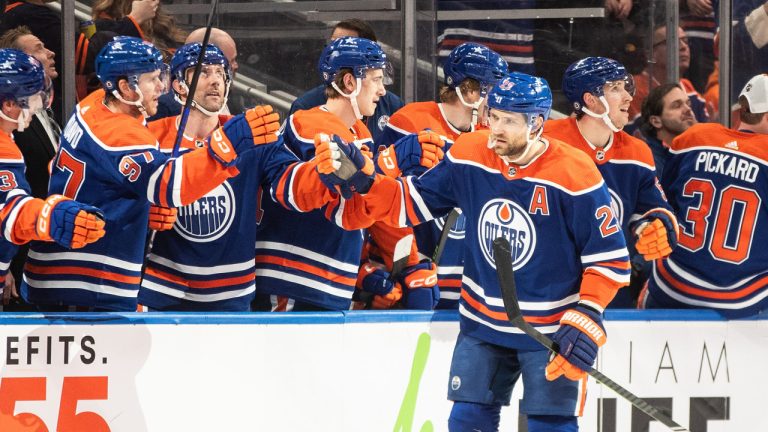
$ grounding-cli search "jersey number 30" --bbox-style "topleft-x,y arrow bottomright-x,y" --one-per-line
679,178 -> 760,264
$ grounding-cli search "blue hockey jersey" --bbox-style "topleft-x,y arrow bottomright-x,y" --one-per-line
342,130 -> 631,349
138,115 -> 315,311
253,107 -> 373,310
646,123 -> 768,318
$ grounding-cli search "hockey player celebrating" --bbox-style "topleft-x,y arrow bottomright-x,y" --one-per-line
139,43 -> 334,311
0,49 -> 105,291
642,73 -> 768,318
363,42 -> 508,310
251,36 -> 390,312
546,57 -> 678,307
314,72 -> 630,431
21,37 -> 328,312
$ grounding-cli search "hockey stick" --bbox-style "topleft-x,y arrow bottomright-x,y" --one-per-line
431,209 -> 459,264
491,237 -> 690,432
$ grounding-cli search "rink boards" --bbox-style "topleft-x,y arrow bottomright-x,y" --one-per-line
0,310 -> 763,431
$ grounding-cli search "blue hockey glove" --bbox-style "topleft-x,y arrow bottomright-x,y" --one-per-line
209,105 -> 280,167
314,133 -> 375,199
632,209 -> 679,260
356,263 -> 395,296
399,260 -> 439,310
376,129 -> 446,177
37,195 -> 105,249
546,304 -> 606,381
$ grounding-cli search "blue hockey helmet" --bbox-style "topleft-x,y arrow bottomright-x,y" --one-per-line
318,36 -> 392,86
487,72 -> 552,126
171,42 -> 231,86
443,42 -> 508,91
0,48 -> 46,106
96,36 -> 167,92
562,56 -> 635,112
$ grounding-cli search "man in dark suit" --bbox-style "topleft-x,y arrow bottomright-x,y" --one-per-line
0,25 -> 59,309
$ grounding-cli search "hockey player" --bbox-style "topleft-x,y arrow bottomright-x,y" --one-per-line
365,42 -> 508,310
545,57 -> 678,308
642,73 -> 768,318
1,48 -> 105,293
251,36 -> 391,312
21,37 -> 329,312
314,72 -> 630,431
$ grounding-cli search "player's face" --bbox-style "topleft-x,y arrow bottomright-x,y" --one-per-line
137,69 -> 166,117
356,68 -> 386,117
16,34 -> 57,80
602,80 -> 633,129
659,86 -> 696,135
187,64 -> 227,114
487,109 -> 530,158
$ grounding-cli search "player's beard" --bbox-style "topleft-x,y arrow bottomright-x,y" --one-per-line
489,132 -> 529,159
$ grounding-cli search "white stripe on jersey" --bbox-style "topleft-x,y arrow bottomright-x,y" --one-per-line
141,279 -> 256,302
581,248 -> 629,264
288,115 -> 315,145
3,196 -> 32,242
459,304 -> 560,334
384,122 -> 411,138
255,241 -> 359,273
255,268 -> 352,299
608,159 -> 656,172
334,198 -> 346,228
406,176 -> 435,222
0,158 -> 24,164
148,253 -> 254,275
652,267 -> 768,309
0,259 -> 10,272
75,108 -> 157,152
441,291 -> 460,300
665,257 -> 766,291
463,275 -> 579,310
437,266 -> 463,276
669,145 -> 768,166
147,164 -> 164,203
172,156 -> 183,207
585,265 -> 631,284
24,276 -> 138,297
27,250 -> 143,271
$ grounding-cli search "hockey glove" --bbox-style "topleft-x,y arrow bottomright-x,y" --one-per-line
209,105 -> 280,167
37,195 -> 105,249
148,205 -> 177,231
399,260 -> 440,310
633,209 -> 679,260
376,130 -> 446,177
356,263 -> 396,296
314,133 -> 375,199
546,304 -> 606,381
371,284 -> 403,309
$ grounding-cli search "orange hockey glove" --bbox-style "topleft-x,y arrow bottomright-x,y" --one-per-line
633,209 -> 679,260
148,205 -> 177,231
314,133 -> 375,199
376,129 -> 446,177
209,105 -> 281,166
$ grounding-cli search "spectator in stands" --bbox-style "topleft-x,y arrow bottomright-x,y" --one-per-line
0,0 -> 64,123
681,0 -> 717,94
627,24 -> 709,135
0,25 -> 62,309
289,19 -> 404,144
149,27 -> 239,121
91,0 -> 185,59
74,30 -> 118,101
639,83 -> 698,178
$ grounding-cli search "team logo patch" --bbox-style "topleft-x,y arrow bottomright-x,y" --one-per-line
174,181 -> 236,242
451,376 -> 461,391
498,77 -> 515,90
478,199 -> 536,270
377,115 -> 389,131
433,211 -> 466,240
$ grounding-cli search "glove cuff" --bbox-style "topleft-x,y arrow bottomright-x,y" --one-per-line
36,194 -> 70,240
208,127 -> 239,167
561,307 -> 606,347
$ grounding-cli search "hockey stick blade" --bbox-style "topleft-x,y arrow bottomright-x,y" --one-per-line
432,209 -> 459,264
492,237 -> 690,432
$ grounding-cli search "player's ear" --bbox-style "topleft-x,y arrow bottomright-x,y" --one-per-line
649,115 -> 662,129
342,72 -> 356,93
1,99 -> 17,116
172,80 -> 185,98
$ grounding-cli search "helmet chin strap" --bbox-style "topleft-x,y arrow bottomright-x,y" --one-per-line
112,87 -> 149,118
581,95 -> 621,132
332,78 -> 364,120
175,81 -> 230,117
456,86 -> 483,128
0,107 -> 31,132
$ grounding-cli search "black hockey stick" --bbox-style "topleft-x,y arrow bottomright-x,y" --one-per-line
492,237 -> 690,432
431,209 -> 459,264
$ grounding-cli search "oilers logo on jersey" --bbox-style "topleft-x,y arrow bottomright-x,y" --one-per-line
433,211 -> 467,240
478,198 -> 536,270
174,181 -> 236,242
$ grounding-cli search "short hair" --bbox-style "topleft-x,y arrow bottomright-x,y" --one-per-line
324,68 -> 354,100
640,83 -> 683,137
739,95 -> 767,125
438,78 -> 480,104
0,25 -> 32,49
334,19 -> 377,42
